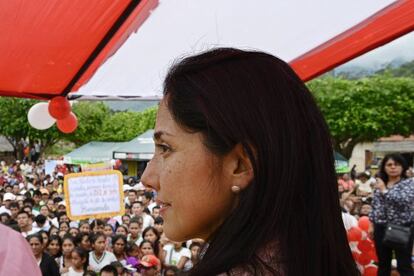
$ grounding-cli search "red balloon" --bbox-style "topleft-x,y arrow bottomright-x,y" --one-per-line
57,112 -> 78,134
347,227 -> 363,242
48,96 -> 71,119
352,251 -> 360,261
357,239 -> 374,253
363,266 -> 378,276
358,216 -> 371,232
357,253 -> 372,266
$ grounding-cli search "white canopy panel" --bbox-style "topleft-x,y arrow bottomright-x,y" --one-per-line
76,0 -> 395,98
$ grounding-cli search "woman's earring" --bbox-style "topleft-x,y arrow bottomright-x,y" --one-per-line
231,185 -> 241,193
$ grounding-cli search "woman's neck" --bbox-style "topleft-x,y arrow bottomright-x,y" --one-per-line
388,176 -> 401,185
35,253 -> 42,260
73,266 -> 84,272
94,251 -> 104,258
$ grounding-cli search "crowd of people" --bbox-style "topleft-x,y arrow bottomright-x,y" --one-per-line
339,153 -> 414,276
0,159 -> 203,276
1,151 -> 414,275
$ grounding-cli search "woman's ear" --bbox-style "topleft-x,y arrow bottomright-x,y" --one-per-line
223,143 -> 254,191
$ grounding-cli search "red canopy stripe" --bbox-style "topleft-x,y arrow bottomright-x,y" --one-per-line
290,0 -> 414,81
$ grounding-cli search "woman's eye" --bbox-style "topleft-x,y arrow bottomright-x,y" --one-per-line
156,144 -> 171,154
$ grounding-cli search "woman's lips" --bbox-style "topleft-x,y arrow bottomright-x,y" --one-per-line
156,199 -> 172,215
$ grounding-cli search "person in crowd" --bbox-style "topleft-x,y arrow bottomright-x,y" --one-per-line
338,173 -> 356,191
131,201 -> 154,229
142,226 -> 161,258
355,172 -> 373,197
183,242 -> 202,272
27,233 -> 60,276
127,217 -> 143,245
139,254 -> 161,276
74,232 -> 92,252
56,234 -> 75,274
162,241 -> 191,271
100,264 -> 119,276
370,153 -> 414,276
89,232 -> 117,272
78,220 -> 91,234
17,210 -> 37,237
112,234 -> 128,263
140,240 -> 155,257
115,224 -> 129,236
62,247 -> 89,276
140,48 -> 357,275
47,234 -> 62,258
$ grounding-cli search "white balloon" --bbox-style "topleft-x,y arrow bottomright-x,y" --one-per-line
28,102 -> 56,130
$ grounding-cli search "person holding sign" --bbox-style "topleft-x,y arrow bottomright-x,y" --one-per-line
141,48 -> 358,275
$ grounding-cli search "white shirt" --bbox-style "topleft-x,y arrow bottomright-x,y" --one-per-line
62,267 -> 84,276
341,212 -> 358,231
21,228 -> 39,238
88,251 -> 117,272
142,213 -> 154,229
163,244 -> 191,266
0,206 -> 11,215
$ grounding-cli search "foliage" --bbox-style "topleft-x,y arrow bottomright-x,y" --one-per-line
0,98 -> 61,157
100,107 -> 157,141
376,60 -> 414,78
65,101 -> 110,145
308,76 -> 414,158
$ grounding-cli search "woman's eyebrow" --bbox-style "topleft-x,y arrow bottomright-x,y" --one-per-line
153,130 -> 174,141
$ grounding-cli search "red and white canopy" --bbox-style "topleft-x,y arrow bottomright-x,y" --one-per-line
1,0 -> 413,100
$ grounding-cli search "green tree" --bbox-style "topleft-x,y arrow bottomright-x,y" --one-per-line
100,107 -> 157,141
65,101 -> 110,145
0,98 -> 61,158
308,76 -> 414,158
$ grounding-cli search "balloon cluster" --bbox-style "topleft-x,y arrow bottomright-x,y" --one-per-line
27,97 -> 78,133
347,216 -> 378,276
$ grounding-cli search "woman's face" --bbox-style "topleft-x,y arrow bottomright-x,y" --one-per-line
29,237 -> 43,257
93,236 -> 106,253
60,223 -> 69,232
113,238 -> 126,255
141,101 -> 235,242
144,230 -> 157,243
41,233 -> 49,248
71,251 -> 84,269
81,235 -> 91,251
46,200 -> 54,211
384,159 -> 403,178
79,223 -> 90,234
69,228 -> 79,237
116,226 -> 127,236
40,206 -> 49,217
62,239 -> 74,256
48,239 -> 61,256
140,242 -> 154,256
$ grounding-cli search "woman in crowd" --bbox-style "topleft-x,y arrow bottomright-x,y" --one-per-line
47,235 -> 62,258
163,241 -> 191,271
56,234 -> 75,274
74,232 -> 92,252
183,242 -> 202,272
140,240 -> 155,257
115,224 -> 129,236
141,48 -> 357,275
27,233 -> 60,276
112,234 -> 128,263
142,226 -> 161,258
78,221 -> 91,234
62,247 -> 89,276
370,153 -> 414,276
88,232 -> 117,272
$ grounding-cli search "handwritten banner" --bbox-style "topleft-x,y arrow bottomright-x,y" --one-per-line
64,170 -> 124,221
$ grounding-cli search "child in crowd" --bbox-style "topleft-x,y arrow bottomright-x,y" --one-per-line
88,232 -> 117,272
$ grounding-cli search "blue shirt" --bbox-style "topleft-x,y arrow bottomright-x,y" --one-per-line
369,178 -> 414,225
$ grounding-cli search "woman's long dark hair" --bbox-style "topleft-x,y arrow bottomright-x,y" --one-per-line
163,48 -> 358,275
142,226 -> 161,257
378,153 -> 408,183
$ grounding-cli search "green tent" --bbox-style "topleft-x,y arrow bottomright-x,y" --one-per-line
334,151 -> 349,173
63,142 -> 121,164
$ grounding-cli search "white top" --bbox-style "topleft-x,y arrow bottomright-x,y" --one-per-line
62,267 -> 84,276
341,212 -> 358,231
142,213 -> 154,229
163,244 -> 191,266
21,228 -> 39,238
88,251 -> 117,272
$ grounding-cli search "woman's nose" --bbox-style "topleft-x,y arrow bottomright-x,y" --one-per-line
141,159 -> 160,191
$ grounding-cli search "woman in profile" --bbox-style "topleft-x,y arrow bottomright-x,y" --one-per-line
141,48 -> 358,275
